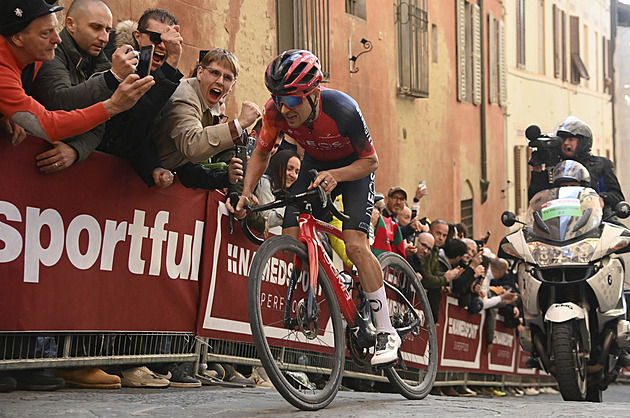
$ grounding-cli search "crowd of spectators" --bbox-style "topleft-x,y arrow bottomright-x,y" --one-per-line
0,0 -> 553,396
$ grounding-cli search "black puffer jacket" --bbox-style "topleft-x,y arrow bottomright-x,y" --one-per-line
528,154 -> 624,214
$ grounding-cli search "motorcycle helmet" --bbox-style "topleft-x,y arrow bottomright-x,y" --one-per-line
553,116 -> 593,157
551,160 -> 591,187
265,49 -> 323,96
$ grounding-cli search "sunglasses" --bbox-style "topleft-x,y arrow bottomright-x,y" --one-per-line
139,29 -> 162,45
272,95 -> 305,109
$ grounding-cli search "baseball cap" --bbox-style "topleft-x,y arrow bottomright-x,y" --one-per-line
387,186 -> 407,200
0,0 -> 64,37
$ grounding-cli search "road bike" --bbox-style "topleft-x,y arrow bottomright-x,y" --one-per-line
239,170 -> 438,410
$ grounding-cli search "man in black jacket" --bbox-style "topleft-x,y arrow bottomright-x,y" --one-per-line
31,0 -> 138,172
528,116 -> 624,216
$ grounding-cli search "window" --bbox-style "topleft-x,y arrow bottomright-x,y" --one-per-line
456,0 -> 481,104
570,16 -> 589,84
516,0 -> 526,69
345,0 -> 366,19
603,37 -> 612,94
277,0 -> 330,81
396,0 -> 429,98
552,5 -> 567,80
460,198 -> 474,238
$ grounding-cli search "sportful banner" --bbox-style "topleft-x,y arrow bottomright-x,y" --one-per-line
0,136 -> 205,332
3,135 -> 546,376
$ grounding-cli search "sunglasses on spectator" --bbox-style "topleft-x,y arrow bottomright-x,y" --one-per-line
139,29 -> 162,44
272,95 -> 305,109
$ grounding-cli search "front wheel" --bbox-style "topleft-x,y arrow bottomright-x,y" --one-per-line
377,252 -> 438,399
552,320 -> 587,401
248,235 -> 345,411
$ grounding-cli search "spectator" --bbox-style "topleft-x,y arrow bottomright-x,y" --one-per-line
406,232 -> 435,283
397,206 -> 412,227
454,222 -> 469,239
97,8 -> 186,188
419,219 -> 463,322
451,238 -> 485,314
382,186 -> 425,241
528,116 -> 624,216
253,149 -> 301,230
481,257 -> 518,350
0,0 -> 153,147
410,181 -> 428,219
153,47 -> 260,190
30,0 -> 138,174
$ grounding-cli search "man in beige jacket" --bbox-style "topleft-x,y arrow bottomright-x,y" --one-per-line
153,48 -> 260,189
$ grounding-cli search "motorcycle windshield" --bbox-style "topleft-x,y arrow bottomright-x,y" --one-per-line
526,187 -> 602,242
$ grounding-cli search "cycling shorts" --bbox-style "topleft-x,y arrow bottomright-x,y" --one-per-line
282,153 -> 375,235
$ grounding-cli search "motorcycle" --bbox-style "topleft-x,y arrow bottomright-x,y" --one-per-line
499,184 -> 630,402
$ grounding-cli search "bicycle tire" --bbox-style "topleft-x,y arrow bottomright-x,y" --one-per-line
248,235 -> 345,410
377,252 -> 438,399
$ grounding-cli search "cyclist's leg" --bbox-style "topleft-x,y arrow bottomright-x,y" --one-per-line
340,174 -> 401,366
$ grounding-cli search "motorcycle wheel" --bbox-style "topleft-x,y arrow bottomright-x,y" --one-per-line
552,321 -> 587,401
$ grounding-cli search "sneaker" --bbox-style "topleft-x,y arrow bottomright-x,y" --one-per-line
370,332 -> 401,367
488,386 -> 507,396
513,387 -> 525,396
15,369 -> 65,391
154,363 -> 201,388
523,386 -> 540,395
505,387 -> 523,397
455,385 -> 476,396
0,376 -> 17,392
121,367 -> 169,388
250,367 -> 273,388
538,386 -> 560,395
56,367 -> 121,389
444,386 -> 461,397
223,364 -> 256,386
430,386 -> 446,396
207,363 -> 226,380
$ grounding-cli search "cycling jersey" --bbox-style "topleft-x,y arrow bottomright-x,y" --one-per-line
258,88 -> 375,161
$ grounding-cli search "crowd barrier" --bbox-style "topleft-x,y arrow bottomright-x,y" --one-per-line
0,135 -> 561,387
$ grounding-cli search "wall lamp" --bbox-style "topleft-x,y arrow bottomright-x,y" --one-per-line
349,38 -> 373,75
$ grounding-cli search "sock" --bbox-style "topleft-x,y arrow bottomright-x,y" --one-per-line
365,286 -> 396,334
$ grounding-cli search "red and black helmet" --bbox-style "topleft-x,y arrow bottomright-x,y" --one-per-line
265,49 -> 323,96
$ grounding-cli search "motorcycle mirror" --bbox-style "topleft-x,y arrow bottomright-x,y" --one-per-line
501,211 -> 517,227
614,201 -> 630,219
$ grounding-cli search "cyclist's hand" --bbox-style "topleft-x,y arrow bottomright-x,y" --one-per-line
310,171 -> 337,194
227,195 -> 247,219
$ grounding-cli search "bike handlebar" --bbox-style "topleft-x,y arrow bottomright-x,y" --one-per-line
239,169 -> 350,245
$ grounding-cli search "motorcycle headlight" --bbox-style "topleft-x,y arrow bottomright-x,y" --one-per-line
527,239 -> 598,267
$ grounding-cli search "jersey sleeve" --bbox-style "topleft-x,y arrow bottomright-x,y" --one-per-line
258,99 -> 285,152
0,65 -> 109,142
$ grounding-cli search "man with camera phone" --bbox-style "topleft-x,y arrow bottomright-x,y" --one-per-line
527,116 -> 624,215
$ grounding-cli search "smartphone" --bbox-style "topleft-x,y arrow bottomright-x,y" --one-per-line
136,45 -> 154,78
199,49 -> 210,64
235,144 -> 247,173
418,180 -> 427,190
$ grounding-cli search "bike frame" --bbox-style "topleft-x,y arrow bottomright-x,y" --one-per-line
294,212 -> 360,329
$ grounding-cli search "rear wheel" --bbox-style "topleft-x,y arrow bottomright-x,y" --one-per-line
248,235 -> 345,411
552,321 -> 587,401
377,252 -> 438,399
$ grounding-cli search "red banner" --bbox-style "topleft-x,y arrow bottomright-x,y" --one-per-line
0,136 -> 205,331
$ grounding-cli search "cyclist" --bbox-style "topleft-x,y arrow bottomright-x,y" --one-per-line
230,49 -> 401,366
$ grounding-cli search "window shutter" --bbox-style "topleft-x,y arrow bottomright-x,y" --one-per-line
456,0 -> 467,102
498,20 -> 507,106
472,3 -> 481,105
488,12 -> 497,104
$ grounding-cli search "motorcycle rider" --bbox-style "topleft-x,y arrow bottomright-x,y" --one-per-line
532,159 -> 630,369
528,116 -> 624,217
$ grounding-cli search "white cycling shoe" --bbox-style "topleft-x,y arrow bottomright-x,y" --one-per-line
370,332 -> 401,367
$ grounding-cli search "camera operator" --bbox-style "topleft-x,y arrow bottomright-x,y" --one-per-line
527,116 -> 624,215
